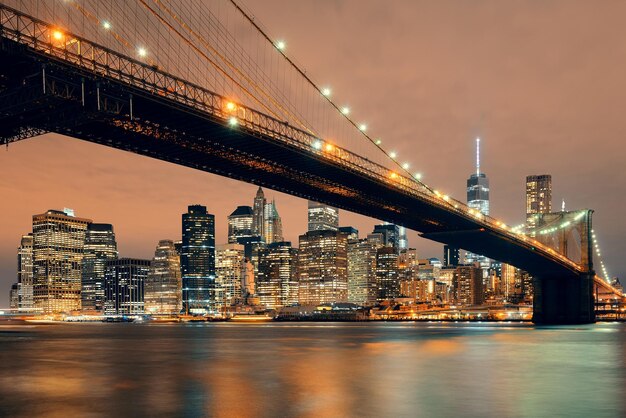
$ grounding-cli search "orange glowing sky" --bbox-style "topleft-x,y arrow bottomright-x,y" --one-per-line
2,0 -> 626,304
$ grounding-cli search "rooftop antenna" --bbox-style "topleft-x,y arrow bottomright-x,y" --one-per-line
562,199 -> 565,212
476,137 -> 481,176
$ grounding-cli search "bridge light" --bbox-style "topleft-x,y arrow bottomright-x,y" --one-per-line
312,140 -> 322,150
102,21 -> 111,30
341,107 -> 350,115
402,162 -> 410,170
225,101 -> 237,112
275,40 -> 286,50
325,143 -> 334,152
375,139 -> 382,145
138,47 -> 147,57
390,172 -> 398,179
52,30 -> 64,41
414,172 -> 422,180
321,88 -> 331,97
228,116 -> 238,127
359,124 -> 367,132
389,152 -> 397,159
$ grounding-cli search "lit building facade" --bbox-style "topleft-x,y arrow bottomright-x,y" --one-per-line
466,138 -> 490,269
32,209 -> 91,314
526,174 -> 552,227
252,187 -> 266,237
263,200 -> 283,244
181,205 -> 216,314
376,246 -> 400,301
215,243 -> 246,308
81,223 -> 118,312
104,258 -> 150,315
9,283 -> 18,310
347,238 -> 379,305
228,206 -> 254,244
443,245 -> 460,267
17,233 -> 34,313
455,264 -> 484,306
307,200 -> 339,232
372,224 -> 400,248
145,240 -> 181,315
298,229 -> 348,305
256,241 -> 298,309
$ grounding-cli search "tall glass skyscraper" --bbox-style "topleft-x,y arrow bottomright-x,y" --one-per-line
263,200 -> 283,244
181,205 -> 216,314
145,240 -> 181,315
465,138 -> 490,268
32,209 -> 91,314
104,258 -> 150,315
526,174 -> 552,227
81,223 -> 118,312
17,233 -> 34,313
307,201 -> 339,232
256,241 -> 298,309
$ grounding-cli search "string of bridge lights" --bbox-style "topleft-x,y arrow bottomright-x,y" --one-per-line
592,230 -> 611,281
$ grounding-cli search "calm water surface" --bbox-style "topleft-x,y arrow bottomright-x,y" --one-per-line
0,321 -> 624,418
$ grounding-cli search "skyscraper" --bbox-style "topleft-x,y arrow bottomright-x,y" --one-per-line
32,209 -> 91,314
252,187 -> 266,237
228,206 -> 254,244
17,234 -> 34,313
104,258 -> 150,315
181,205 -> 216,314
466,138 -> 490,269
298,229 -> 348,305
215,243 -> 246,308
372,224 -> 400,248
467,138 -> 490,215
347,238 -> 380,306
256,241 -> 298,310
9,283 -> 19,310
263,200 -> 283,244
81,223 -> 118,312
443,245 -> 460,267
376,246 -> 400,301
145,240 -> 181,315
455,264 -> 484,306
526,174 -> 552,227
307,200 -> 339,232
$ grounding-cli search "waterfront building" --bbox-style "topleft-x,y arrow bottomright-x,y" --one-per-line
81,223 -> 118,312
17,233 -> 34,313
227,206 -> 254,244
9,283 -> 18,310
145,240 -> 181,315
455,264 -> 484,306
376,246 -> 400,301
263,200 -> 284,244
181,205 -> 216,314
215,243 -> 246,308
104,258 -> 150,315
32,209 -> 91,314
298,229 -> 348,305
307,201 -> 339,232
256,241 -> 298,309
347,238 -> 380,305
526,174 -> 552,227
252,187 -> 266,237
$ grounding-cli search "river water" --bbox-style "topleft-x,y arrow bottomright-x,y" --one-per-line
0,321 -> 624,417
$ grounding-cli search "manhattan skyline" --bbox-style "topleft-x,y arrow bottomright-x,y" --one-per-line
1,0 -> 625,306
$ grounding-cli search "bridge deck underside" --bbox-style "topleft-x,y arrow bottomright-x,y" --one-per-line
0,38 -> 579,280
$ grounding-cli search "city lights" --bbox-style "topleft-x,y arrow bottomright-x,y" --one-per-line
228,116 -> 238,126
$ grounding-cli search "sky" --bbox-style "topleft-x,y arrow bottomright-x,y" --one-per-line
2,0 -> 626,306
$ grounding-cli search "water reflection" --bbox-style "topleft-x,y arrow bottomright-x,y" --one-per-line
0,322 -> 625,417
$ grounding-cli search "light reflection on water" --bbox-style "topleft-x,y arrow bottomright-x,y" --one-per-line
0,322 -> 624,417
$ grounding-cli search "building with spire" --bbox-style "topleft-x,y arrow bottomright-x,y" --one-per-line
263,199 -> 283,244
252,187 -> 266,238
465,138 -> 490,269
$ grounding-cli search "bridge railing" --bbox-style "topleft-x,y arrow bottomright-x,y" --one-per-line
0,3 -> 583,274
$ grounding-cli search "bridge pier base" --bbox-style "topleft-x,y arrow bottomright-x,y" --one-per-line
532,273 -> 595,325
